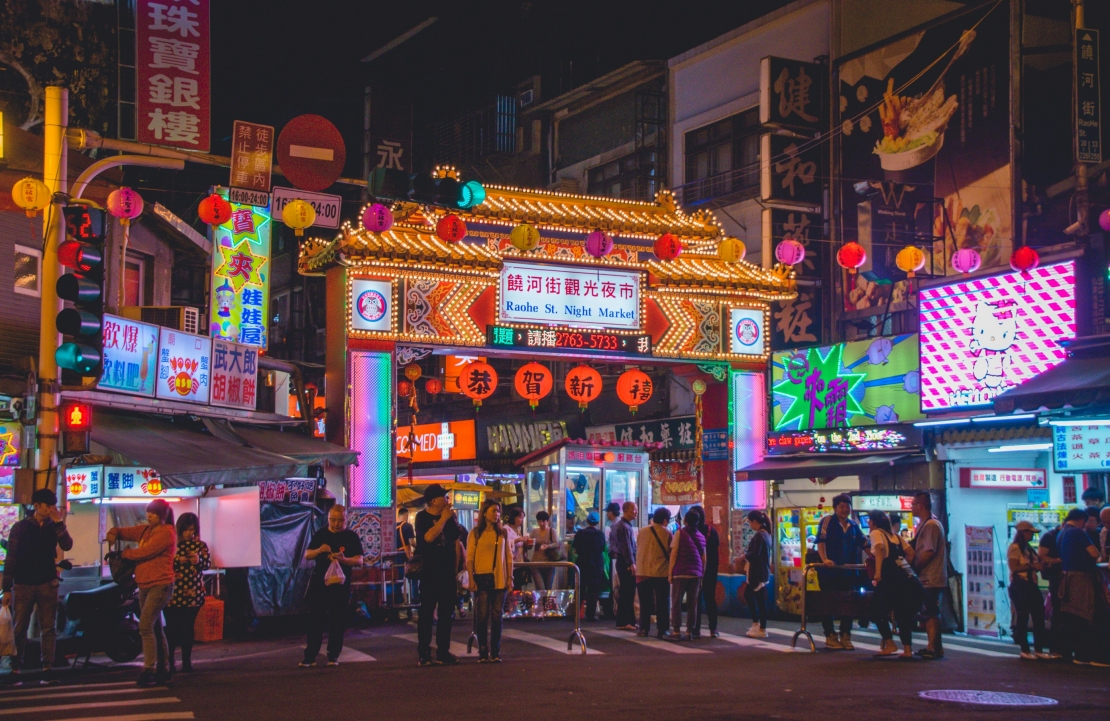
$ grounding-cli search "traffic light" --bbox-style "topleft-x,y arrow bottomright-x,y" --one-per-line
367,167 -> 485,209
60,401 -> 91,456
55,206 -> 106,377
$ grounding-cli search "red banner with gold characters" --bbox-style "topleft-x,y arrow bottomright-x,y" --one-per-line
651,460 -> 702,505
136,0 -> 211,151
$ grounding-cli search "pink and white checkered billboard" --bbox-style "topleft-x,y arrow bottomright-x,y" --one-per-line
918,261 -> 1076,411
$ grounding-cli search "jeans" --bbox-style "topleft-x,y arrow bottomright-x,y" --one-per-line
744,582 -> 769,629
164,606 -> 201,666
473,574 -> 506,658
615,561 -> 636,627
581,575 -> 602,622
531,568 -> 554,591
1009,579 -> 1046,654
670,577 -> 701,634
1056,611 -> 1095,662
637,577 -> 670,635
820,616 -> 853,636
138,584 -> 173,672
11,581 -> 59,670
303,584 -> 351,662
694,572 -> 718,634
417,575 -> 457,660
1047,581 -> 1062,654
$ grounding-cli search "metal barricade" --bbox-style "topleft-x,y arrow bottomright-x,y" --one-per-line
791,563 -> 870,653
466,561 -> 588,655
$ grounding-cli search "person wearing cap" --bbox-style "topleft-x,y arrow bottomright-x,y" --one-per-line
572,510 -> 607,622
1056,507 -> 1107,666
107,499 -> 177,687
1007,521 -> 1047,659
414,483 -> 463,666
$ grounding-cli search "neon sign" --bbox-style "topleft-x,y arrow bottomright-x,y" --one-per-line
766,425 -> 919,454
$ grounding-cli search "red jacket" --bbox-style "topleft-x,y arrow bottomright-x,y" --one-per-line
119,524 -> 176,589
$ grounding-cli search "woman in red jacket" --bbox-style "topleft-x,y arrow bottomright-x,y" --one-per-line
107,499 -> 177,687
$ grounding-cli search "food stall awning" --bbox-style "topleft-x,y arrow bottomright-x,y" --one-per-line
230,424 -> 359,466
734,454 -> 922,481
91,412 -> 306,488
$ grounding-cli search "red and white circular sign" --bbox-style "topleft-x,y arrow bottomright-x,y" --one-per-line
276,114 -> 347,192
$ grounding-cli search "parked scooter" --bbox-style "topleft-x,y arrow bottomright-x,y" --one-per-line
56,560 -> 142,665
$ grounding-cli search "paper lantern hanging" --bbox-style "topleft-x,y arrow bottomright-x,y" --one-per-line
837,241 -> 867,274
198,194 -> 233,226
509,223 -> 540,252
951,247 -> 982,275
653,233 -> 682,261
564,365 -> 602,411
404,363 -> 422,382
11,177 -> 51,217
436,214 -> 467,243
424,377 -> 442,395
718,238 -> 746,263
585,230 -> 613,258
895,245 -> 926,278
282,199 -> 315,236
362,203 -> 393,233
1100,208 -> 1110,233
397,380 -> 412,398
616,369 -> 653,414
1010,246 -> 1040,277
514,362 -> 553,410
461,360 -> 498,408
774,239 -> 806,266
107,187 -> 144,226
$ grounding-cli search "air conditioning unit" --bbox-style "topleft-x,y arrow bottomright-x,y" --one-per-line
121,306 -> 201,334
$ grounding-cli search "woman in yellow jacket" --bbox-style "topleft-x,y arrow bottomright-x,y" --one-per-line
466,500 -> 513,662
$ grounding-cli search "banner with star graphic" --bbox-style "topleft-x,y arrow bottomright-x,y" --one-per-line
0,422 -> 21,467
209,191 -> 271,349
770,334 -> 923,432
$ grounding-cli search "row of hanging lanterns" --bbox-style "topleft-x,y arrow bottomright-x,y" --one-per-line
833,240 -> 1046,280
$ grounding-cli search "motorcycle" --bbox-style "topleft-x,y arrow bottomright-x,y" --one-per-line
56,559 -> 143,666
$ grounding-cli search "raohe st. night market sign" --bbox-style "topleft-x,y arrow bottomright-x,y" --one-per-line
498,260 -> 640,330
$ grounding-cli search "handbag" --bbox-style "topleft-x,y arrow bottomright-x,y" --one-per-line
105,539 -> 137,586
404,554 -> 424,581
650,526 -> 670,558
0,605 -> 14,657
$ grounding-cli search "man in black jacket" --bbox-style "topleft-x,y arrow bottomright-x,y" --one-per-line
414,484 -> 462,666
572,511 -> 606,622
2,488 -> 73,679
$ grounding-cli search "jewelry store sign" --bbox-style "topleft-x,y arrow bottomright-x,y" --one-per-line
498,260 -> 640,330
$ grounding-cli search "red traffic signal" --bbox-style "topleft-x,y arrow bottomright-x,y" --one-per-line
61,403 -> 92,432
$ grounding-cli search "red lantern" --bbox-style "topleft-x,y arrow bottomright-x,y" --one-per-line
436,214 -> 467,243
397,380 -> 412,398
514,362 -> 553,410
653,233 -> 682,261
837,241 -> 867,275
461,360 -> 498,408
424,377 -> 442,395
565,365 -> 602,411
616,369 -> 653,414
404,363 -> 422,381
1010,246 -> 1040,277
198,194 -> 233,226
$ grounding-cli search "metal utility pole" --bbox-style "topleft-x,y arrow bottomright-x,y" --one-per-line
1073,0 -> 1090,238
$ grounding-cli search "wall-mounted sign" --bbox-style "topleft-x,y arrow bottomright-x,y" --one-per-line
229,120 -> 274,193
210,339 -> 258,410
488,325 -> 651,355
98,314 -> 160,397
272,187 -> 342,230
1076,29 -> 1102,163
0,422 -> 21,467
728,307 -> 766,356
63,466 -> 101,501
588,415 -> 697,450
766,424 -> 920,455
136,0 -> 211,151
771,334 -> 923,431
350,278 -> 393,333
484,419 -> 568,456
959,467 -> 1047,490
498,260 -> 641,330
651,460 -> 701,505
919,261 -> 1076,410
157,328 -> 212,404
566,448 -> 645,464
396,420 -> 477,463
210,193 -> 271,348
854,494 -> 914,512
1052,423 -> 1110,472
259,478 -> 316,503
703,429 -> 730,461
760,133 -> 822,210
760,56 -> 825,134
104,466 -> 203,498
451,490 -> 481,510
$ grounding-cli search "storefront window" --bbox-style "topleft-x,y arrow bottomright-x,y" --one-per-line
524,469 -> 547,533
564,467 -> 600,535
603,469 -> 639,529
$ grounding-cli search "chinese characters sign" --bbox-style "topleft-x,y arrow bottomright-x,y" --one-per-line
651,460 -> 701,505
760,56 -> 824,134
498,260 -> 640,330
396,420 -> 477,462
136,0 -> 210,151
918,261 -> 1076,410
959,467 -> 1046,490
104,466 -> 202,498
1077,29 -> 1101,163
259,479 -> 316,503
766,425 -> 920,455
772,334 -> 923,431
210,194 -> 271,348
1052,424 -> 1110,472
760,133 -> 821,210
589,415 -> 698,450
210,339 -> 258,410
97,314 -> 159,397
157,328 -> 211,404
488,325 -> 651,356
63,466 -> 100,501
229,120 -> 274,193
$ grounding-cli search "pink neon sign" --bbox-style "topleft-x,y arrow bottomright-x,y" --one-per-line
918,260 -> 1076,411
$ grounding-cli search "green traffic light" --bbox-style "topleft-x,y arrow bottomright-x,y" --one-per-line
55,342 -> 101,375
458,180 -> 486,209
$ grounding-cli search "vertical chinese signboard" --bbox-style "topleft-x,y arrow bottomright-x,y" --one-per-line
136,0 -> 211,151
98,314 -> 160,397
760,57 -> 824,135
210,339 -> 259,410
209,193 -> 271,348
229,120 -> 275,198
1077,29 -> 1102,163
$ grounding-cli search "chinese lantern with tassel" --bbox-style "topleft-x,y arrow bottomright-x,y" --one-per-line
424,377 -> 442,395
774,238 -> 806,266
895,245 -> 926,278
837,241 -> 867,274
510,223 -> 541,252
282,199 -> 315,236
653,233 -> 682,260
585,230 -> 613,258
951,248 -> 981,275
616,369 -> 653,414
461,360 -> 497,409
11,177 -> 50,218
436,214 -> 467,243
107,187 -> 144,226
718,238 -> 746,263
514,362 -> 552,410
1010,246 -> 1040,278
564,365 -> 602,411
362,203 -> 394,233
198,194 -> 233,226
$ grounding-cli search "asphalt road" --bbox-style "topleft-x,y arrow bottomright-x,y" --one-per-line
3,616 -> 1108,721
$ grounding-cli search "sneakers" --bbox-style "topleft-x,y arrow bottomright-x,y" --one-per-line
918,648 -> 943,660
153,668 -> 171,686
710,630 -> 721,638
297,661 -> 314,668
326,659 -> 339,667
839,632 -> 855,650
490,656 -> 502,663
136,670 -> 157,688
1019,651 -> 1037,660
1039,652 -> 1063,660
418,657 -> 434,668
746,625 -> 768,638
824,634 -> 845,650
434,653 -> 459,666
662,630 -> 681,641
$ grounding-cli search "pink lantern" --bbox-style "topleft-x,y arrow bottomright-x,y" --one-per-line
362,203 -> 393,233
107,187 -> 144,226
951,248 -> 982,275
1099,208 -> 1110,233
775,239 -> 806,266
585,230 -> 613,258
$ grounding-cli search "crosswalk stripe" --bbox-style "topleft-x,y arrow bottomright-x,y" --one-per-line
0,687 -> 165,702
715,631 -> 808,653
0,696 -> 179,716
763,627 -> 884,652
589,628 -> 712,654
845,628 -> 1016,657
39,714 -> 194,721
0,681 -> 137,697
501,628 -> 604,655
393,633 -> 471,658
336,647 -> 376,663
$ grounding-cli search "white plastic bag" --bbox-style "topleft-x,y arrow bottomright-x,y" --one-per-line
324,559 -> 345,586
0,605 -> 15,657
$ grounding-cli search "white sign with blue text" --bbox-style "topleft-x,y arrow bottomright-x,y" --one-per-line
498,260 -> 640,330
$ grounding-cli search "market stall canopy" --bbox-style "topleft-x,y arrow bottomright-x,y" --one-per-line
91,411 -> 306,488
735,454 -> 923,481
231,424 -> 359,466
396,481 -> 515,508
994,338 -> 1110,414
